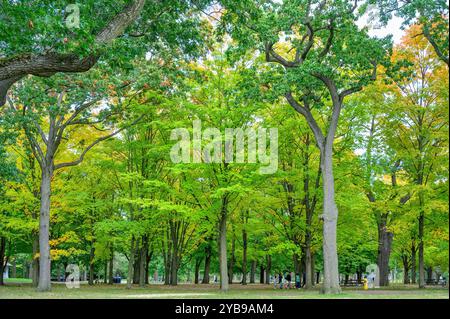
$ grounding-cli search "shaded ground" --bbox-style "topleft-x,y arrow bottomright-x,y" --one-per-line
0,282 -> 448,299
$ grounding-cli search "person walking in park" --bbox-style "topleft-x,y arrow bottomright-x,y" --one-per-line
285,272 -> 292,289
363,276 -> 369,290
278,273 -> 283,289
295,273 -> 301,289
368,271 -> 375,288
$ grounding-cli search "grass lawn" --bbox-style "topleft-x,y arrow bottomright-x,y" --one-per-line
4,278 -> 33,284
0,282 -> 448,299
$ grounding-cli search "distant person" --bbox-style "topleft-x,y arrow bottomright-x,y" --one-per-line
295,273 -> 301,289
363,275 -> 368,290
286,272 -> 292,289
278,273 -> 283,289
368,271 -> 375,288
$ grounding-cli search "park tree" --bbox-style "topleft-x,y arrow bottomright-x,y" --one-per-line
220,0 -> 391,293
97,87 -> 181,287
51,138 -> 120,285
262,102 -> 322,289
348,82 -> 414,286
174,49 -> 276,291
329,104 -> 379,286
3,70 -> 145,291
393,216 -> 417,284
383,26 -> 449,288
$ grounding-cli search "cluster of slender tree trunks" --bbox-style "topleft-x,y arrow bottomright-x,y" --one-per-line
161,218 -> 193,286
125,235 -> 152,287
20,252 -> 436,288
13,176 -> 432,291
193,243 -> 213,284
202,243 -> 212,283
7,151 -> 429,291
401,239 -> 420,284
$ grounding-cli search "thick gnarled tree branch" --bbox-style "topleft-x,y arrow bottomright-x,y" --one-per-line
0,0 -> 146,106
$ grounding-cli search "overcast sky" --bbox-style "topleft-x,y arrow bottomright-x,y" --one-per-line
357,12 -> 405,44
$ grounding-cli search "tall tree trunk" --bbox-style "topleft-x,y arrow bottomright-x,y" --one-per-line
219,196 -> 229,291
30,155 -> 40,287
304,236 -> 313,288
265,255 -> 271,284
37,168 -> 52,292
228,227 -> 235,285
302,133 -> 317,289
310,253 -> 316,286
164,255 -> 171,285
250,260 -> 256,284
402,254 -> 410,284
170,254 -> 178,286
194,257 -> 202,284
202,244 -> 211,284
285,83 -> 345,295
108,247 -> 114,285
411,240 -> 417,284
320,150 -> 341,294
259,265 -> 264,284
32,234 -> 39,287
126,236 -> 135,289
426,266 -> 433,283
377,214 -> 393,286
133,241 -> 141,284
301,256 -> 306,287
139,237 -> 147,287
88,245 -> 95,285
162,237 -> 171,285
418,195 -> 425,288
242,225 -> 248,285
403,267 -> 410,284
169,222 -> 179,286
